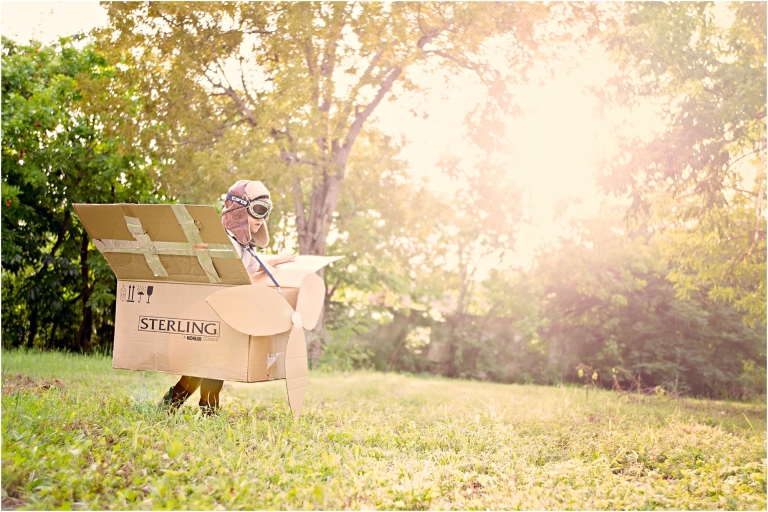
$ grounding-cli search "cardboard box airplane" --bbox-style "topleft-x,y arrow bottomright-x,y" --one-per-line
74,203 -> 341,418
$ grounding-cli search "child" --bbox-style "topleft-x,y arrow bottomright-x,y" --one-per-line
160,180 -> 295,414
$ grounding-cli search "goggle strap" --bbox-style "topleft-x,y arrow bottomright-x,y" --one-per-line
225,229 -> 282,292
246,246 -> 281,292
225,193 -> 249,207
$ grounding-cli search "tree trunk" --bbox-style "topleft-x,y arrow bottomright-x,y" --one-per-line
294,167 -> 344,366
289,65 -> 403,363
26,307 -> 38,349
296,170 -> 344,256
76,232 -> 93,353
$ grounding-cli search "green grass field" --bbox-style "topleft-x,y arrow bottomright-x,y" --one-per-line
1,350 -> 765,510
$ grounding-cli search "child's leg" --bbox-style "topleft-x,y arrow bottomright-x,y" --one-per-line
199,378 -> 224,413
161,376 -> 202,409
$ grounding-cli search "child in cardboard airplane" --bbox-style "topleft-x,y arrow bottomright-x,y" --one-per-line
160,180 -> 296,414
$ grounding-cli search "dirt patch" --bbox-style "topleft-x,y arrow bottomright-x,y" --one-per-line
1,374 -> 64,396
2,495 -> 25,510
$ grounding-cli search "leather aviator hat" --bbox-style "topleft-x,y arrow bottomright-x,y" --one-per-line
221,180 -> 270,248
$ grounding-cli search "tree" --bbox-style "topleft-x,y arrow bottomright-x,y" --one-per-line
600,2 -> 766,324
314,127 -> 448,364
1,36 -> 159,352
97,1 -> 598,358
96,2 -> 598,252
430,153 -> 525,377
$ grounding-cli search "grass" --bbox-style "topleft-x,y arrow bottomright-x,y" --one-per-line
1,350 -> 765,510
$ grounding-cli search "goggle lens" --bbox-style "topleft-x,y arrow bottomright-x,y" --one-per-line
225,192 -> 272,219
247,200 -> 272,219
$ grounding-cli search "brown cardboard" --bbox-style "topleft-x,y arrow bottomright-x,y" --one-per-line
113,280 -> 251,381
247,331 -> 291,382
251,268 -> 314,288
295,273 -> 325,330
205,285 -> 294,336
276,255 -> 344,273
73,203 -> 251,285
284,325 -> 309,419
74,203 -> 342,418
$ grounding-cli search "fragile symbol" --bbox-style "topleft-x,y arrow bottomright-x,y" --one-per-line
146,285 -> 154,304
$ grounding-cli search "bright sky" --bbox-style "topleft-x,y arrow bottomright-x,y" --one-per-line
1,1 -> 107,43
1,1 -> 659,272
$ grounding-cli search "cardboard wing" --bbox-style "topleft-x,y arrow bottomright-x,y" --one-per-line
74,203 -> 341,418
205,272 -> 326,418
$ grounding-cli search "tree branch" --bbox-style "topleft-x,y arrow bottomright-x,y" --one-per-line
337,65 -> 402,168
318,6 -> 348,112
237,56 -> 259,112
335,50 -> 384,133
220,87 -> 258,126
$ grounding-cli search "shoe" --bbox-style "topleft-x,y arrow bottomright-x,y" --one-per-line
159,386 -> 174,409
159,386 -> 190,412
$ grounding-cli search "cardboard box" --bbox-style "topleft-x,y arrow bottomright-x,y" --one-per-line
74,203 -> 341,418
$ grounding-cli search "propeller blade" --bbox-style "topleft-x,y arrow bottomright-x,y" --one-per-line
295,272 -> 325,330
284,325 -> 308,419
206,284 -> 293,336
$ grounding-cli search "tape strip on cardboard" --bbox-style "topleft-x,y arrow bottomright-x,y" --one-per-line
95,239 -> 238,258
124,216 -> 168,277
93,211 -> 240,283
171,204 -> 223,284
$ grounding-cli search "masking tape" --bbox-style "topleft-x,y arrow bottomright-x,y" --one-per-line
92,214 -> 239,281
94,239 -> 238,258
124,216 -> 169,278
171,204 -> 223,283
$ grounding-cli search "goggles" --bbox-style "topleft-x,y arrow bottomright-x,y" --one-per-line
226,193 -> 273,219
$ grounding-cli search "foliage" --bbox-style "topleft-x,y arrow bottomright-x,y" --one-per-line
1,37 -> 160,353
345,207 -> 766,400
528,209 -> 766,398
427,153 -> 526,377
600,2 -> 767,324
2,351 -> 765,510
322,129 -> 446,328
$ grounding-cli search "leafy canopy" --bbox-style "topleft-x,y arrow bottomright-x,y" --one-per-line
1,36 -> 159,352
600,2 -> 766,324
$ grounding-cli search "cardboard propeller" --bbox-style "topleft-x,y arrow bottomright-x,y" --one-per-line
206,272 -> 325,418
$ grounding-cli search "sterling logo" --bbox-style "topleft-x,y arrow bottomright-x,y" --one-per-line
138,316 -> 220,341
